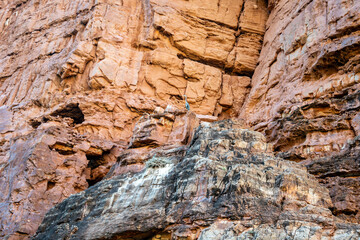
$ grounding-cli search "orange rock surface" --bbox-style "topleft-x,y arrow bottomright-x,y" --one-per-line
0,0 -> 359,239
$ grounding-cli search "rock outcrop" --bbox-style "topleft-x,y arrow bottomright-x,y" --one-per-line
0,112 -> 121,239
242,0 -> 360,155
0,106 -> 198,239
0,0 -> 268,238
240,0 -> 360,222
107,108 -> 200,178
307,136 -> 360,223
34,120 -> 360,239
1,0 -> 360,239
0,0 -> 266,118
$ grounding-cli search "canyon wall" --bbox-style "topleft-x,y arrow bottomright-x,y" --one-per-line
33,120 -> 360,240
0,0 -> 268,238
243,0 -> 360,161
241,0 -> 360,223
0,0 -> 359,239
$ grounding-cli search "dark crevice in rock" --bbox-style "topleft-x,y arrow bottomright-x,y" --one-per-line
49,143 -> 76,155
29,119 -> 42,129
87,154 -> 103,170
129,139 -> 159,149
46,181 -> 56,191
86,150 -> 111,187
330,207 -> 359,217
50,103 -> 85,124
315,171 -> 360,179
108,230 -> 161,240
86,179 -> 99,188
329,26 -> 360,40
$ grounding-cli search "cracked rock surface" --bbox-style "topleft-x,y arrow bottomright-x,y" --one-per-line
0,0 -> 267,238
34,120 -> 360,240
1,0 -> 360,238
240,0 -> 360,223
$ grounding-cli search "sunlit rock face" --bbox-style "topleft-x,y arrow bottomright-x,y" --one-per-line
242,0 -> 360,160
0,0 -> 267,119
33,120 -> 360,239
240,0 -> 360,223
0,0 -> 268,238
1,0 -> 360,239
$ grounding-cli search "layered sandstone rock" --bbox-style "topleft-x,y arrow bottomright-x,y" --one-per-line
241,0 -> 360,222
0,0 -> 268,238
307,136 -> 360,224
243,0 -> 360,128
242,0 -> 360,159
0,111 -> 122,239
0,0 -> 267,118
34,120 -> 360,239
107,109 -> 200,177
1,0 -> 360,239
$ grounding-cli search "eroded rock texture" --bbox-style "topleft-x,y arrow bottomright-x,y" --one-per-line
1,0 -> 360,239
243,0 -> 360,156
240,0 -> 360,223
307,136 -> 360,223
34,120 -> 360,239
0,108 -> 121,239
0,0 -> 267,118
0,0 -> 267,238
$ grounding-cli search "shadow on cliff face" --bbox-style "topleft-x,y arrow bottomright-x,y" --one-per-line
306,135 -> 360,223
50,103 -> 85,124
29,103 -> 85,129
86,150 -> 112,187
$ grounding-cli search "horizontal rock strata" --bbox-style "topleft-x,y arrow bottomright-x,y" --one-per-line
1,0 -> 360,238
241,0 -> 360,222
34,120 -> 360,239
0,0 -> 268,238
307,136 -> 360,223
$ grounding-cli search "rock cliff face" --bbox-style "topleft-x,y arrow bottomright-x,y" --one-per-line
240,0 -> 360,223
0,0 -> 359,239
33,120 -> 360,239
0,0 -> 267,238
307,136 -> 360,223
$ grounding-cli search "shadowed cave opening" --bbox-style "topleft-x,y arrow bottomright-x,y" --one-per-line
330,207 -> 359,217
29,103 -> 84,129
50,103 -> 85,124
46,181 -> 56,191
